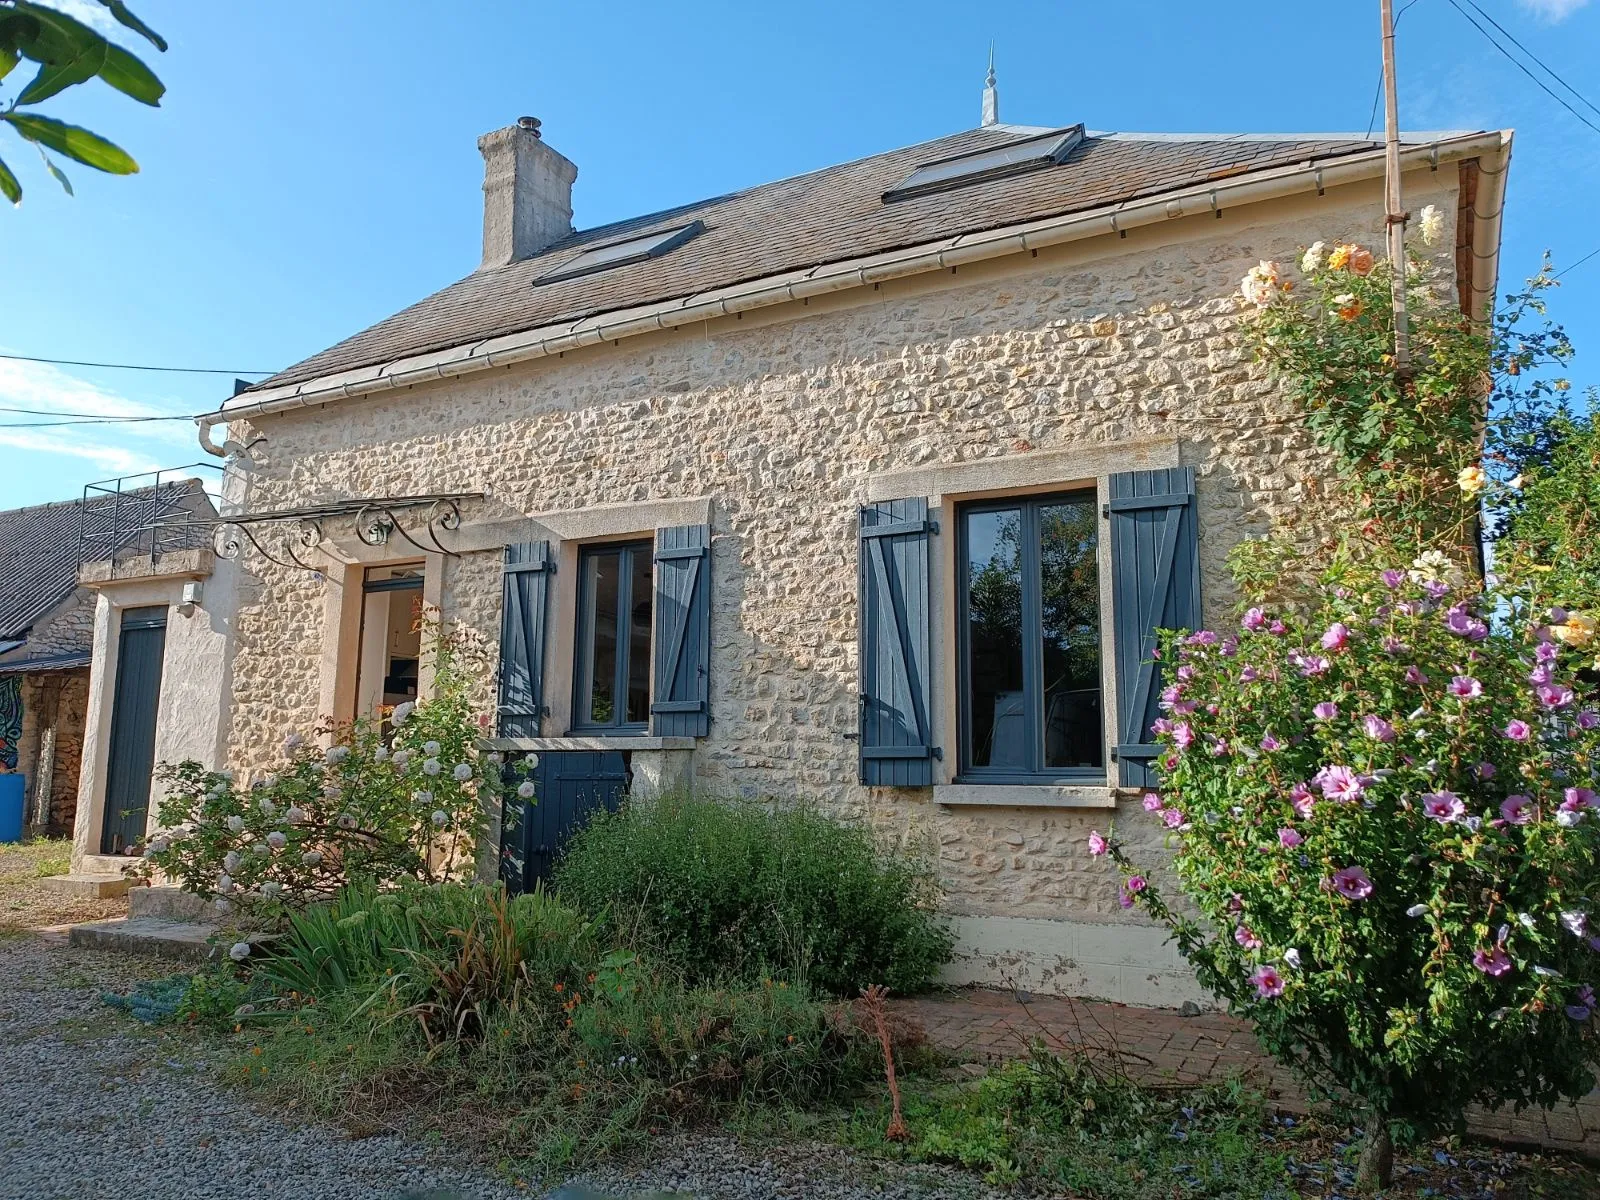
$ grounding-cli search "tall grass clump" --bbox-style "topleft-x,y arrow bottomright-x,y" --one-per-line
553,794 -> 952,996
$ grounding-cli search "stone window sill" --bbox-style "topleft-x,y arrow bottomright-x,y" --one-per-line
481,735 -> 697,752
934,783 -> 1116,809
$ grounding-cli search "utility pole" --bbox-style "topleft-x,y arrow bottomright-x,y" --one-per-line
1381,0 -> 1413,382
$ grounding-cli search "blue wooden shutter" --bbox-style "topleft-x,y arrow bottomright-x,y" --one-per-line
497,541 -> 551,737
1109,467 -> 1201,788
858,498 -> 935,786
651,524 -> 711,737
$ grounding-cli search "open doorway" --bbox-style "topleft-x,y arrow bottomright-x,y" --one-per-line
353,563 -> 423,719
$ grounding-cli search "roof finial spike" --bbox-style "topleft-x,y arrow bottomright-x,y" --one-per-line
981,43 -> 999,127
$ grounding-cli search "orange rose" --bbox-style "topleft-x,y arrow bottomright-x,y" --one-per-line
1328,244 -> 1352,271
1349,247 -> 1374,276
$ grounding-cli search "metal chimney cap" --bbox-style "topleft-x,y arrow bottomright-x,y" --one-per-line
516,116 -> 542,137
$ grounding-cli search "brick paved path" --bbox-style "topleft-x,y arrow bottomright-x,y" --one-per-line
889,988 -> 1599,1157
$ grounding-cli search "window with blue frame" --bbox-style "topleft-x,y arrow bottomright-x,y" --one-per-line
572,541 -> 653,732
958,491 -> 1104,781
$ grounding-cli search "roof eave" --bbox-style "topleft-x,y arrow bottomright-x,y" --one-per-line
199,129 -> 1509,444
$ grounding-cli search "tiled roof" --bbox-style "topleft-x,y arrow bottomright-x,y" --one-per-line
0,480 -> 215,641
253,126 -> 1433,392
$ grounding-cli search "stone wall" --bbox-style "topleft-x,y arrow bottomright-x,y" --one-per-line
4,589 -> 95,834
217,171 -> 1466,1000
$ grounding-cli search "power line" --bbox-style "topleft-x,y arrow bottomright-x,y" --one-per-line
1555,245 -> 1600,279
1363,0 -> 1427,138
0,351 -> 274,376
1455,0 -> 1600,123
1445,0 -> 1600,137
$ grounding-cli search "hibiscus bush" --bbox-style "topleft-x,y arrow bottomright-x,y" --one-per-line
133,626 -> 517,914
1092,558 -> 1600,1174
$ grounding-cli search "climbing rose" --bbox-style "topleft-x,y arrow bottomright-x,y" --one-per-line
1457,465 -> 1487,496
452,762 -> 474,782
516,780 -> 537,800
1240,260 -> 1283,307
266,831 -> 287,850
226,815 -> 245,833
422,758 -> 442,777
301,849 -> 323,866
423,740 -> 442,756
325,744 -> 349,764
431,810 -> 449,828
1300,241 -> 1326,272
391,701 -> 415,724
1418,203 -> 1444,246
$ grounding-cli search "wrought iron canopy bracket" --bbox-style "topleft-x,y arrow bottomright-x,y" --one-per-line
212,493 -> 482,571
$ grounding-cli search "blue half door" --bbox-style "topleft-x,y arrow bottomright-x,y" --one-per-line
100,606 -> 168,854
500,750 -> 629,894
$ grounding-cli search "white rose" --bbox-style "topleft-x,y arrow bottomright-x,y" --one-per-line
452,763 -> 473,782
414,789 -> 434,805
524,753 -> 539,770
266,831 -> 287,850
423,740 -> 441,756
392,701 -> 415,724
223,850 -> 241,873
422,758 -> 441,777
252,842 -> 270,856
431,810 -> 448,828
285,806 -> 306,824
146,838 -> 169,855
217,873 -> 234,894
228,942 -> 252,961
226,815 -> 245,832
391,750 -> 411,769
261,880 -> 282,898
374,746 -> 390,763
516,780 -> 536,800
336,813 -> 357,830
301,849 -> 323,866
1300,241 -> 1325,272
1418,203 -> 1444,247
258,796 -> 277,818
487,752 -> 503,766
325,745 -> 350,764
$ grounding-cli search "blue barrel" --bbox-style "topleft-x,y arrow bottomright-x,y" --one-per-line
0,774 -> 24,843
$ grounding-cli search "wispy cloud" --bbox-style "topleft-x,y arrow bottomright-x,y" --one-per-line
0,357 -> 196,501
1517,0 -> 1592,21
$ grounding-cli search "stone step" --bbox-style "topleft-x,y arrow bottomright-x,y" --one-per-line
36,873 -> 131,899
79,853 -> 139,875
68,917 -> 218,962
128,885 -> 213,922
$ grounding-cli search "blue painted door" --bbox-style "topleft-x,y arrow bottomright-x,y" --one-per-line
500,750 -> 629,894
100,606 -> 168,854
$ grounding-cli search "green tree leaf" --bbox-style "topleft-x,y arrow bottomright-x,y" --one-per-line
3,112 -> 137,174
94,0 -> 166,52
35,145 -> 72,195
0,44 -> 18,81
0,155 -> 20,205
15,30 -> 107,105
97,39 -> 163,105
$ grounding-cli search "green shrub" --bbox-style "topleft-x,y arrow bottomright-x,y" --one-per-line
553,795 -> 952,995
134,623 -> 510,914
211,878 -> 874,1169
1097,562 -> 1600,1183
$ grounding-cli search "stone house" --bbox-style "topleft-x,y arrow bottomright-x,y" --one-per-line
181,107 -> 1511,1003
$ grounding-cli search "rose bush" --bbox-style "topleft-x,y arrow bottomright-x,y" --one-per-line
1092,558 -> 1600,1180
133,625 -> 517,912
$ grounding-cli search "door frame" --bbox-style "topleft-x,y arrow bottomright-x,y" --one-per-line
98,605 -> 169,854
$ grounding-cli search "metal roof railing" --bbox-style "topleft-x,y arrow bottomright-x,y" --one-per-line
76,464 -> 223,579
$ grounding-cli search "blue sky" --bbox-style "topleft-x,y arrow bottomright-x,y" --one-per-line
2,0 -> 1598,509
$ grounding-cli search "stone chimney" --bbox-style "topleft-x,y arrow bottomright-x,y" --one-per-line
477,116 -> 578,269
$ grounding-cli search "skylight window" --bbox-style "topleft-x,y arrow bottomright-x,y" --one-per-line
882,126 -> 1085,203
533,220 -> 705,285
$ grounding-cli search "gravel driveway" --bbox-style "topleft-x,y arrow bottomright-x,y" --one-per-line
0,935 -> 1006,1200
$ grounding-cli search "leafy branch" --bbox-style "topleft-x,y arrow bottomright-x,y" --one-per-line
0,0 -> 165,204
